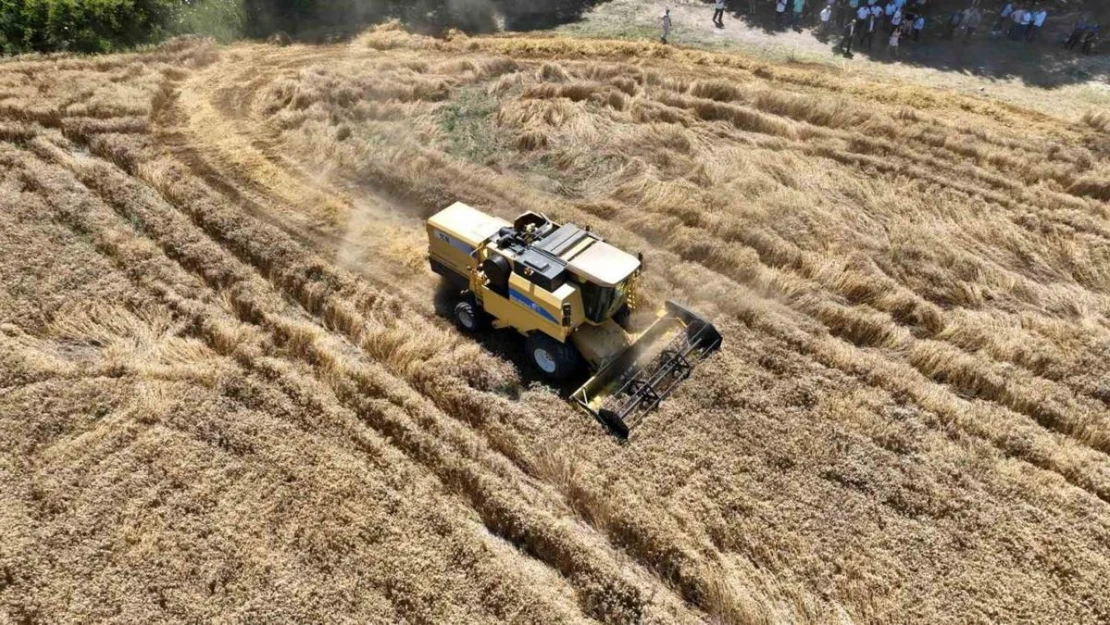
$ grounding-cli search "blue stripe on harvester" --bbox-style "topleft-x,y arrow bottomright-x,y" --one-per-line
435,231 -> 475,255
510,289 -> 558,323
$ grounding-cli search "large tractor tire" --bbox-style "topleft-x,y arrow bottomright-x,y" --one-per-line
612,303 -> 632,329
525,332 -> 580,381
454,299 -> 487,332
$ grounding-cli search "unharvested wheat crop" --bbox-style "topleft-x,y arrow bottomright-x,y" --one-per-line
1,26 -> 1109,625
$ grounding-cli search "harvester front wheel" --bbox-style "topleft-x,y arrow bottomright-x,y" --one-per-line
454,300 -> 486,332
525,333 -> 580,381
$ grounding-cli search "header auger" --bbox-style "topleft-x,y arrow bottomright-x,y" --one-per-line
427,202 -> 721,438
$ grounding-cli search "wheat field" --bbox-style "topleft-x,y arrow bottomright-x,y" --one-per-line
1,27 -> 1109,624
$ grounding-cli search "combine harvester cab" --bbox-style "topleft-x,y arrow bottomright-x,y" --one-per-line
571,301 -> 721,439
426,202 -> 721,439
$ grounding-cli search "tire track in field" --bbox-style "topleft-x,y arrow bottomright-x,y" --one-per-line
195,41 -> 1110,508
523,65 -> 1110,406
279,102 -> 1110,508
153,79 -> 440,315
19,139 -> 695,625
108,148 -> 787,625
123,38 -> 1110,617
146,76 -> 579,484
152,69 -> 847,620
615,175 -> 1110,457
5,144 -> 585,625
52,124 -> 772,622
139,58 -> 827,622
522,69 -> 1110,453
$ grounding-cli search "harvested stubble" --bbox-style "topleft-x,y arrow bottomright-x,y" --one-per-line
1,27 -> 1109,625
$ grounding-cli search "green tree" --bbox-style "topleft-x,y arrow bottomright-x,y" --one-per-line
0,0 -> 175,53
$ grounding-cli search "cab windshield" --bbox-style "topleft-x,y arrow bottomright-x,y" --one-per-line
580,279 -> 629,323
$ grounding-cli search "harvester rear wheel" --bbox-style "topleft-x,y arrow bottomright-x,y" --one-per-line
454,300 -> 486,332
525,333 -> 580,381
612,303 -> 631,329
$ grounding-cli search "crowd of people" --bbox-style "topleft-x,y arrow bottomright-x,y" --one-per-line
990,2 -> 1100,53
662,1 -> 1101,58
827,0 -> 935,57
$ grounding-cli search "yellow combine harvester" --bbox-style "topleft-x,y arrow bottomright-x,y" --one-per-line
427,202 -> 721,438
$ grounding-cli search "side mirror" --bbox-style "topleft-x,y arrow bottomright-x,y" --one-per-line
561,303 -> 573,327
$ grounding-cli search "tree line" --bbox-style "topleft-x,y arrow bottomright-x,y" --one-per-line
242,0 -> 610,39
0,0 -> 608,54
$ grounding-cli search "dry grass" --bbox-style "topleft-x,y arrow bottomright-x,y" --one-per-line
2,26 -> 1110,625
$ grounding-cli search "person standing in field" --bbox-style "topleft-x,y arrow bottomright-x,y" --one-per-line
1018,7 -> 1033,40
1066,13 -> 1089,49
713,0 -> 726,28
963,7 -> 982,43
944,9 -> 962,39
839,16 -> 857,55
792,0 -> 806,30
847,0 -> 860,27
661,9 -> 672,43
1026,7 -> 1046,41
820,3 -> 833,34
888,6 -> 904,36
1007,5 -> 1024,40
1081,23 -> 1099,54
859,10 -> 879,49
888,21 -> 902,56
854,2 -> 869,45
993,1 -> 1013,34
776,0 -> 788,29
856,3 -> 870,25
912,13 -> 925,40
823,0 -> 835,25
870,0 -> 883,27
